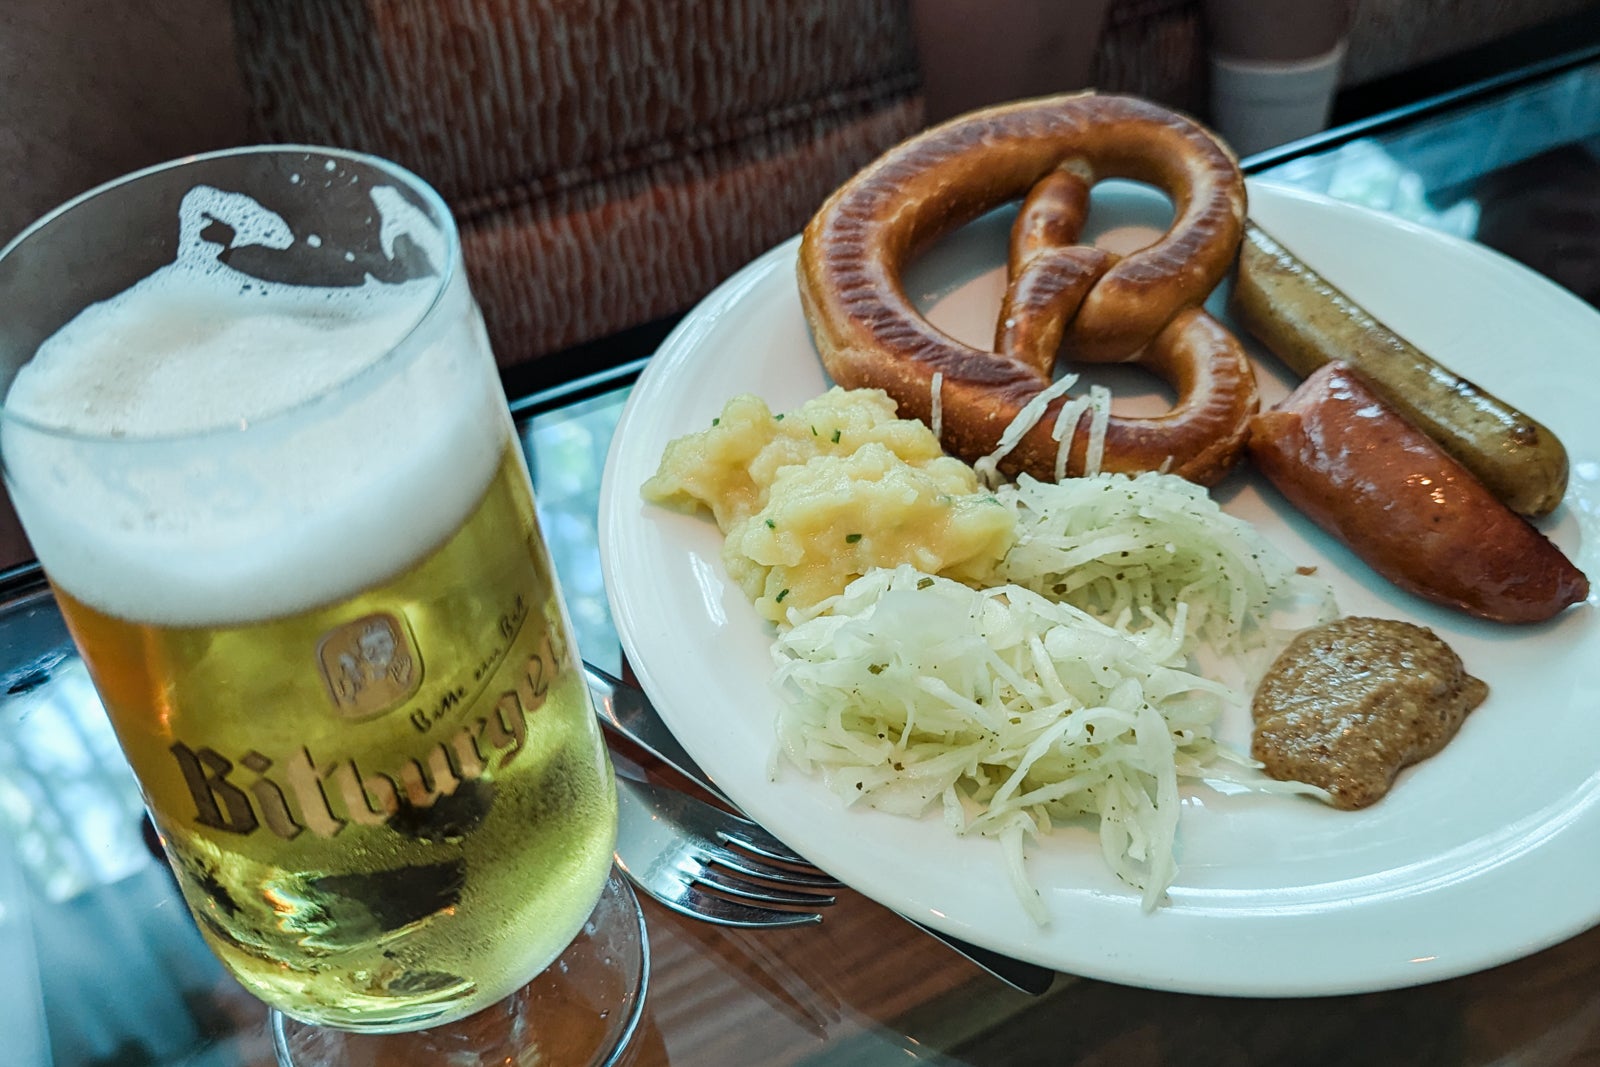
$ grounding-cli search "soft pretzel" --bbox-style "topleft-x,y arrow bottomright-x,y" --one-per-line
797,92 -> 1259,485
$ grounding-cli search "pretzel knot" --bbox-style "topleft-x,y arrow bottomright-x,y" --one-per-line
797,92 -> 1260,486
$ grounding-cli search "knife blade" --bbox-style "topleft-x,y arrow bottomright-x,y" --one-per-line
584,661 -> 1056,996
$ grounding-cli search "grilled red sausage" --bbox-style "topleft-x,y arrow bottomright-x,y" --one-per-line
1247,362 -> 1588,623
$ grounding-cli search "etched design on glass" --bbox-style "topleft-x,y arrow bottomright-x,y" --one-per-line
318,612 -> 421,718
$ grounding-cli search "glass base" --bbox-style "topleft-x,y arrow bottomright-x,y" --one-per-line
272,867 -> 648,1066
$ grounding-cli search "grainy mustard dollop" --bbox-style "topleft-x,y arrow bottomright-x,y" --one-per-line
642,387 -> 1014,623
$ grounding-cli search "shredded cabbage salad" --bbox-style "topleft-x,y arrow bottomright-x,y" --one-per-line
996,472 -> 1335,670
774,566 -> 1245,919
772,471 -> 1336,921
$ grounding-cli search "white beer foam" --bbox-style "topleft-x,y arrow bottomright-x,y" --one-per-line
4,184 -> 508,627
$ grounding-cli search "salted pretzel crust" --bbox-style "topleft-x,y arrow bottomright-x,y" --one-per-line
797,92 -> 1259,485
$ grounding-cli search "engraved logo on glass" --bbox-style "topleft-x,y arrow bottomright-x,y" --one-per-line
318,612 -> 422,718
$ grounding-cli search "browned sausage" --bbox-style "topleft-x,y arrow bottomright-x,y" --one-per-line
1247,362 -> 1588,623
1233,222 -> 1569,518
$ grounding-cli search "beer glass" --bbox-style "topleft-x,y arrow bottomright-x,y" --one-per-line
0,147 -> 646,1064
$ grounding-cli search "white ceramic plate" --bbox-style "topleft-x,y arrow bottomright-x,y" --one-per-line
598,180 -> 1600,996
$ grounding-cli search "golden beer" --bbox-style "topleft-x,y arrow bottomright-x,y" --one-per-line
1,159 -> 620,1035
53,445 -> 617,1029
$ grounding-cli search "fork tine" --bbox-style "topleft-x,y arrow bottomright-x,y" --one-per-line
620,774 -> 843,889
613,774 -> 836,927
696,843 -> 844,890
713,821 -> 842,880
684,857 -> 839,909
587,665 -> 823,868
714,824 -> 815,869
620,857 -> 824,928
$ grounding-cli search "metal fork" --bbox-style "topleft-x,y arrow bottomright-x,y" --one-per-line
587,663 -> 1058,994
614,773 -> 840,927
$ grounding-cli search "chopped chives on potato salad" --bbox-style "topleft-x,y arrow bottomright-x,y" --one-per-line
642,388 -> 1014,623
643,386 -> 1335,920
